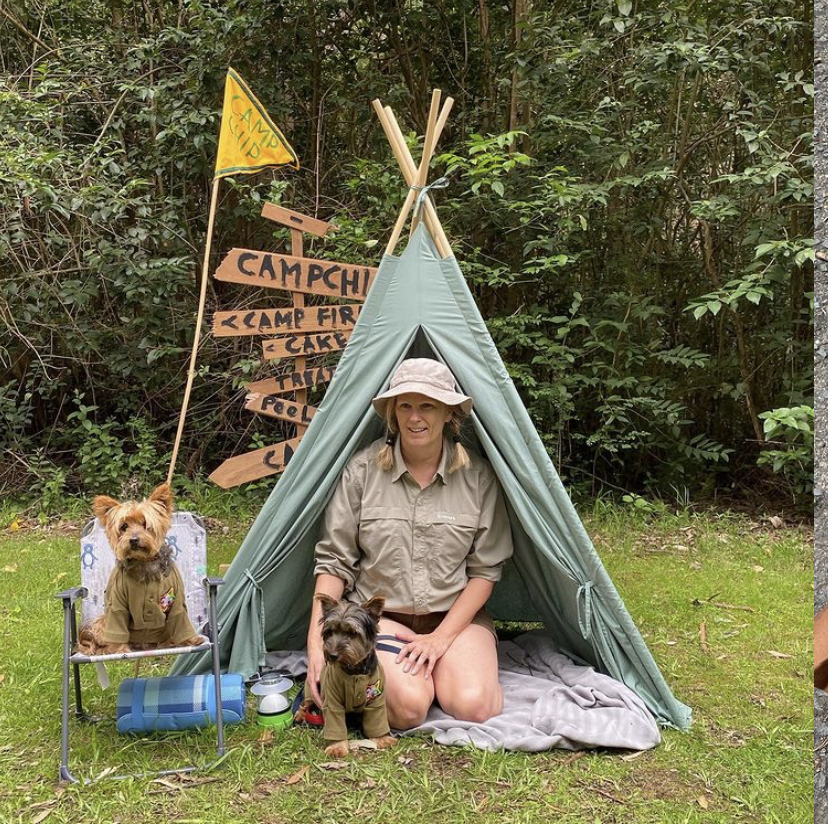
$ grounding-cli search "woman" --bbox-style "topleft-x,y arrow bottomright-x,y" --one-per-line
306,358 -> 513,728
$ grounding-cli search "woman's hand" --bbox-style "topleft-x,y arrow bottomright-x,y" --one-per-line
394,629 -> 456,679
306,639 -> 326,708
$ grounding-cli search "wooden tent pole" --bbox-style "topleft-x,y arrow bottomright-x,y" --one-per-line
410,89 -> 444,237
411,98 -> 454,236
383,90 -> 440,255
167,177 -> 221,487
372,100 -> 452,258
384,106 -> 452,257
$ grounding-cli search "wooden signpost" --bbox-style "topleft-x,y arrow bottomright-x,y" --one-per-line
262,331 -> 351,360
208,437 -> 303,488
246,366 -> 335,396
213,304 -> 361,337
243,393 -> 317,426
215,249 -> 376,300
208,203 -> 372,489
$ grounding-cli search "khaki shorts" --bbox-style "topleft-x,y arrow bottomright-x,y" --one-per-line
383,608 -> 497,642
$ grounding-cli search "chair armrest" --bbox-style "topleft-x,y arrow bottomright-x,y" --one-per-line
202,577 -> 225,590
56,586 -> 88,605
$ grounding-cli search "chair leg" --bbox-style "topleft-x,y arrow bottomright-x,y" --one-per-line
207,585 -> 225,757
69,606 -> 84,718
60,600 -> 79,783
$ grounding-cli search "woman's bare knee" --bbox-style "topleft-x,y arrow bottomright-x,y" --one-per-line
387,688 -> 431,729
439,684 -> 502,723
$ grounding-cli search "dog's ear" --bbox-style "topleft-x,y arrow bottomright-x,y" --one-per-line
148,483 -> 174,515
315,593 -> 338,618
92,496 -> 120,522
361,595 -> 385,621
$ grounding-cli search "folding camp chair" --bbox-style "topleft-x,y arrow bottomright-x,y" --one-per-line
56,511 -> 225,784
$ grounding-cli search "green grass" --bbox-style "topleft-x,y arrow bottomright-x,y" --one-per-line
0,506 -> 812,823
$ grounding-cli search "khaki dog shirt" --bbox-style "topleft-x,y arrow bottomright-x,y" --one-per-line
102,564 -> 197,646
319,661 -> 389,742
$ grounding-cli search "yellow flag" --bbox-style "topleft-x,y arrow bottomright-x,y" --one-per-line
214,68 -> 299,179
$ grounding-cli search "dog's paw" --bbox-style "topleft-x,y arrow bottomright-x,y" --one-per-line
324,741 -> 349,758
373,735 -> 397,750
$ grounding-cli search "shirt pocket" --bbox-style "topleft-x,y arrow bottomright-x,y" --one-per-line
426,512 -> 479,586
358,507 -> 408,595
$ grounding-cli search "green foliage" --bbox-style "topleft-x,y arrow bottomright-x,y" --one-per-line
757,406 -> 814,505
0,0 -> 812,508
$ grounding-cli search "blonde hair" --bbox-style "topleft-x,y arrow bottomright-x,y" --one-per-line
376,402 -> 470,473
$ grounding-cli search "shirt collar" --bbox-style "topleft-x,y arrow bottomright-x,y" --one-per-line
391,437 -> 450,485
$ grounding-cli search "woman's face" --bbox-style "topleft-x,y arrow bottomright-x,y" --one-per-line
395,393 -> 451,454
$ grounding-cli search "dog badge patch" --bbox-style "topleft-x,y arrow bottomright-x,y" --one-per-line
159,587 -> 176,614
366,679 -> 383,702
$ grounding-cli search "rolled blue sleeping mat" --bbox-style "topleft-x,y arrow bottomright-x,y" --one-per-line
116,674 -> 245,733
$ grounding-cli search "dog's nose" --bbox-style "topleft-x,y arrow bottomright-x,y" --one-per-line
129,536 -> 141,548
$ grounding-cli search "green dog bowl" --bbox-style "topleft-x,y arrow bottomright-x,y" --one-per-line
257,709 -> 293,729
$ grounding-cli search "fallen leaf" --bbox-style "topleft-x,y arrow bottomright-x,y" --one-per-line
752,565 -> 764,573
767,650 -> 792,659
348,739 -> 378,750
32,809 -> 54,824
674,545 -> 689,552
396,756 -> 414,767
561,750 -> 586,765
697,794 -> 709,810
257,729 -> 275,744
9,521 -> 20,532
319,761 -> 348,771
359,778 -> 378,789
2,565 -> 18,573
620,749 -> 646,762
286,765 -> 309,784
153,778 -> 183,791
699,622 -> 709,654
51,572 -> 67,585
768,515 -> 783,528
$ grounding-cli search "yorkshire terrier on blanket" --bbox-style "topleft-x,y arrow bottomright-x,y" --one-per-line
295,594 -> 396,757
77,484 -> 202,655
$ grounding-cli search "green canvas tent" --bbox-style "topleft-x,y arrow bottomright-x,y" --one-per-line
174,225 -> 691,730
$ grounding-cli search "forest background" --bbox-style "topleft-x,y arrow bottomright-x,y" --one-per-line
0,0 -> 814,513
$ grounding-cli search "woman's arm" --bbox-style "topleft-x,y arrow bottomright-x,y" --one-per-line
395,577 -> 495,679
306,573 -> 346,707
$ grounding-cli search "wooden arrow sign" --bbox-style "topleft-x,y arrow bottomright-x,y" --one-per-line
247,366 -> 335,396
215,249 -> 376,301
213,304 -> 361,337
245,393 -> 317,425
209,437 -> 303,488
262,331 -> 351,360
261,203 -> 336,237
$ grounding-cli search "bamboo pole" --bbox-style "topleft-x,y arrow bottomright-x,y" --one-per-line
167,177 -> 221,486
384,90 -> 440,254
412,95 -> 454,235
410,89 -> 444,237
372,99 -> 452,258
384,106 -> 453,257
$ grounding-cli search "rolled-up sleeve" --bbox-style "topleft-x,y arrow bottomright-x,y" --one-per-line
466,466 -> 513,582
313,460 -> 364,591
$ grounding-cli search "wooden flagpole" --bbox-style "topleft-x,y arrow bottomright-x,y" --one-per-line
166,177 -> 221,486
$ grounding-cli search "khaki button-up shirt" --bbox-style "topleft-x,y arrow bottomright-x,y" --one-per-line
102,564 -> 196,646
314,437 -> 513,614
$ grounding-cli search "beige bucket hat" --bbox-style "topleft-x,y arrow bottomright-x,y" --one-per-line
372,358 -> 473,418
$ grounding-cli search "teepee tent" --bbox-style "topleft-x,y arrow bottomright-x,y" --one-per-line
174,93 -> 691,730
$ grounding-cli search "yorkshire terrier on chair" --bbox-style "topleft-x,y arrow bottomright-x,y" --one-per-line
295,594 -> 396,757
77,483 -> 202,655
